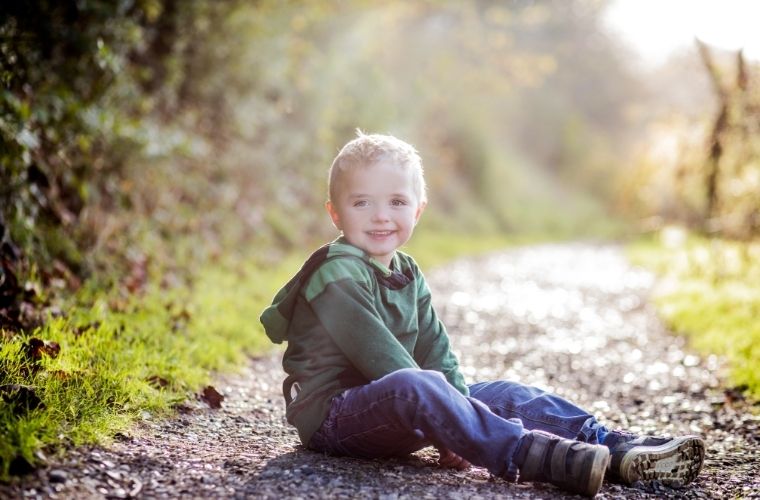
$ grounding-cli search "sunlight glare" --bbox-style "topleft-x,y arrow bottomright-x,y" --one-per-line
606,0 -> 760,65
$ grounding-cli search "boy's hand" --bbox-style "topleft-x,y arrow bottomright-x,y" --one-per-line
436,446 -> 471,470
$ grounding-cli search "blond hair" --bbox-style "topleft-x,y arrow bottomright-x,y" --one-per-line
328,130 -> 427,204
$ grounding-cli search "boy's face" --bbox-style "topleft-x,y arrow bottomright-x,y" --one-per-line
326,162 -> 426,267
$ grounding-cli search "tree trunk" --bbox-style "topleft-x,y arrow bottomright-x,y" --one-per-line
696,40 -> 729,231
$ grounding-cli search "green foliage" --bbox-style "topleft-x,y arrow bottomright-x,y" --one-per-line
0,0 -> 249,274
2,1 -> 133,267
0,252 -> 287,478
628,230 -> 760,399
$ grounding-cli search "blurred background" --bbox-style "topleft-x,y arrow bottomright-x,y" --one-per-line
1,0 -> 759,276
2,1 -> 760,473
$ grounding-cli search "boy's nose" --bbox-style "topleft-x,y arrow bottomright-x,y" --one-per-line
372,208 -> 390,222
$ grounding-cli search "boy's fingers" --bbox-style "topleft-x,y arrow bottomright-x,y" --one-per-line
444,456 -> 471,470
437,448 -> 471,470
452,457 -> 472,470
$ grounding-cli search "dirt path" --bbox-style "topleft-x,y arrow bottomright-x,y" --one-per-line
3,243 -> 759,499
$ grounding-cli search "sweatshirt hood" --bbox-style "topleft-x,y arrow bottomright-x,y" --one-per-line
259,237 -> 394,344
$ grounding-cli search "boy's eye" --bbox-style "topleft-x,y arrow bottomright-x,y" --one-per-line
353,200 -> 368,207
391,199 -> 407,206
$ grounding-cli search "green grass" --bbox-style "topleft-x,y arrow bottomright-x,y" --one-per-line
0,253 -> 301,479
0,230 -> 525,479
628,229 -> 760,400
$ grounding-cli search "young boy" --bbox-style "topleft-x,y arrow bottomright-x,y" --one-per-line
260,132 -> 705,497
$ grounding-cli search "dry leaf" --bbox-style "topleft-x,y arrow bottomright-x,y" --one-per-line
200,385 -> 224,409
25,337 -> 61,361
146,375 -> 169,388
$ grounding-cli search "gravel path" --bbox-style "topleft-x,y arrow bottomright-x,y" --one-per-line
3,243 -> 759,499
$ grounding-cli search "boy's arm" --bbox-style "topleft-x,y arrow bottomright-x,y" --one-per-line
414,272 -> 469,396
306,262 -> 420,380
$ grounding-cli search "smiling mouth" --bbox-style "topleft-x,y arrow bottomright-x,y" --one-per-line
367,230 -> 394,237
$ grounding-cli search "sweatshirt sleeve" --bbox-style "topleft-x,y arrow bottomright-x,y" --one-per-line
304,259 -> 420,381
413,267 -> 469,396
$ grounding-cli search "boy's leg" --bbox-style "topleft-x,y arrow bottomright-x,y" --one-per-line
309,367 -> 609,497
309,368 -> 525,479
468,380 -> 608,444
468,380 -> 704,488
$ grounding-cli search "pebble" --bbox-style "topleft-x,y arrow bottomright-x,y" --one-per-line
48,469 -> 67,483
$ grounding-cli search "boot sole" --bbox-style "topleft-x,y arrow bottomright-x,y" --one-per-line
618,435 -> 705,488
583,446 -> 611,497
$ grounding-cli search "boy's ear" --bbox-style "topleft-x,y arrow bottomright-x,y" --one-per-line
325,200 -> 342,230
414,201 -> 427,225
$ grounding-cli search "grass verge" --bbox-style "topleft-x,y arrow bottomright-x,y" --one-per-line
0,230 -> 521,479
628,228 -> 760,400
0,253 -> 302,479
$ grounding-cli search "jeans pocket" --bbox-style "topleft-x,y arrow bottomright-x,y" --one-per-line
308,389 -> 351,454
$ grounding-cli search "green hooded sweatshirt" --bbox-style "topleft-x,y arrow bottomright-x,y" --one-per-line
260,237 -> 468,446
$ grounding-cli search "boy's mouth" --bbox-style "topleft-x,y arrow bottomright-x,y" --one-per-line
367,230 -> 394,238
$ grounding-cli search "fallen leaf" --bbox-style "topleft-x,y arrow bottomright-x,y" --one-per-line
74,321 -> 101,337
42,340 -> 60,358
24,337 -> 61,361
146,375 -> 169,388
0,384 -> 45,414
200,385 -> 224,409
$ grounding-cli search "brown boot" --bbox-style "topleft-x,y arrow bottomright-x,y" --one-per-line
513,430 -> 610,497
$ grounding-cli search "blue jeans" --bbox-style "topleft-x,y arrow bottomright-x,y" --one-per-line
308,368 -> 608,480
